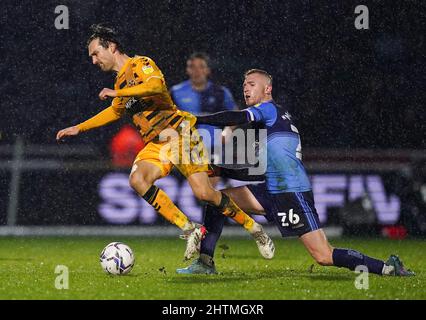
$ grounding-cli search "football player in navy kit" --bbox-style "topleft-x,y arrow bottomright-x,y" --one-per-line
177,69 -> 414,277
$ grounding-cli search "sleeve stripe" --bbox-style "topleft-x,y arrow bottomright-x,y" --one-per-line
247,109 -> 255,122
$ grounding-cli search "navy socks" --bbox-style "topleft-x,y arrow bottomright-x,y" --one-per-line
332,248 -> 384,275
200,205 -> 226,258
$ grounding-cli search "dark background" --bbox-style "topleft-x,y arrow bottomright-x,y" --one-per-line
0,0 -> 424,151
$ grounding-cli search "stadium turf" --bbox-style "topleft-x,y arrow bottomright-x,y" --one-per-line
0,236 -> 424,300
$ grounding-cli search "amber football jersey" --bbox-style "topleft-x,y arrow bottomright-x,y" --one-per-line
112,56 -> 195,143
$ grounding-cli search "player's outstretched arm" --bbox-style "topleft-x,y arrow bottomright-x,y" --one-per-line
56,106 -> 122,141
209,164 -> 265,181
196,110 -> 251,126
56,126 -> 80,141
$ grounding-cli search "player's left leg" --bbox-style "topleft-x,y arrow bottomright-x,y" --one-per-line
186,172 -> 257,231
300,228 -> 415,276
299,229 -> 333,266
198,185 -> 274,258
177,185 -> 275,274
272,190 -> 415,276
175,205 -> 222,275
184,172 -> 273,259
174,126 -> 271,259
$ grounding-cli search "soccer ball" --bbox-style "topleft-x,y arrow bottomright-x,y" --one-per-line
100,242 -> 135,275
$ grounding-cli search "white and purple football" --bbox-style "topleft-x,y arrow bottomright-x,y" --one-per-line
100,242 -> 135,275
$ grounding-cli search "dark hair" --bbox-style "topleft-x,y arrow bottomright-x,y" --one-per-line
188,52 -> 210,67
87,24 -> 124,52
244,69 -> 273,85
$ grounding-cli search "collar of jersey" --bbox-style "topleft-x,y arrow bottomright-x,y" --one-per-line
116,57 -> 133,78
253,99 -> 273,108
189,80 -> 212,92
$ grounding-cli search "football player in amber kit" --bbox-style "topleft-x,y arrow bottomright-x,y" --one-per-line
56,25 -> 274,261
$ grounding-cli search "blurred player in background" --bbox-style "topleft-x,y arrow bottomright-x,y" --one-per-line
177,69 -> 415,276
56,25 -> 274,260
171,52 -> 236,172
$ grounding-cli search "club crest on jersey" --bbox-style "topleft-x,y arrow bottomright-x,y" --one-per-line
142,65 -> 154,74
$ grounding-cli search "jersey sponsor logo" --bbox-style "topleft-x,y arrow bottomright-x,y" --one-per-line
142,65 -> 154,74
281,111 -> 292,121
125,97 -> 137,110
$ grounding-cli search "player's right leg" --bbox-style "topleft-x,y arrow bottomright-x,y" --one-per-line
132,140 -> 210,260
129,159 -> 197,232
130,159 -> 207,260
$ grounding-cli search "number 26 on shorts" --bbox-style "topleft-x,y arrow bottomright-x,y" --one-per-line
277,209 -> 300,227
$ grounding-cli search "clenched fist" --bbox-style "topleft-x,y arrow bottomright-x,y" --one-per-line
98,88 -> 117,100
56,126 -> 80,141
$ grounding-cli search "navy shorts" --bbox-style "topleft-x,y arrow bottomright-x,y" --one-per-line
247,183 -> 321,237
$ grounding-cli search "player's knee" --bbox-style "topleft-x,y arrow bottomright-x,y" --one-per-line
315,257 -> 331,266
128,171 -> 140,189
193,187 -> 215,203
129,170 -> 150,194
313,252 -> 333,266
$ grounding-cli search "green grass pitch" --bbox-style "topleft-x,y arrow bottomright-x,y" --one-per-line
0,236 -> 424,300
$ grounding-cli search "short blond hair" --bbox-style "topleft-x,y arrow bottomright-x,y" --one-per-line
244,69 -> 273,85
